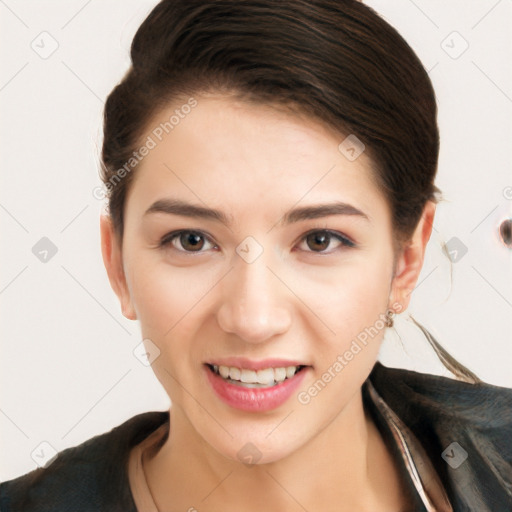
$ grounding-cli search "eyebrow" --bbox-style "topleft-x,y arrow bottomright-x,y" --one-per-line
281,202 -> 369,224
144,198 -> 370,226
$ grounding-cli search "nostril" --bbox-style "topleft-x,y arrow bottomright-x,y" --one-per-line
215,300 -> 292,343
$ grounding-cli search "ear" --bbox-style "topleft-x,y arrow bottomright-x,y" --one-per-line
100,215 -> 137,320
389,201 -> 436,313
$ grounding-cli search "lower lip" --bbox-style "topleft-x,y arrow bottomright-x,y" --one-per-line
205,366 -> 308,412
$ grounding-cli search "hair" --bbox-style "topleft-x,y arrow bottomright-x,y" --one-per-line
100,0 -> 481,384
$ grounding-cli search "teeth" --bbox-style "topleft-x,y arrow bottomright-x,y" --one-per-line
274,367 -> 286,382
286,366 -> 296,379
214,364 -> 301,385
240,369 -> 258,383
256,368 -> 275,385
230,367 -> 241,381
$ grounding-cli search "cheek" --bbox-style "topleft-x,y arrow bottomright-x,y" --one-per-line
291,252 -> 393,342
126,262 -> 214,393
126,258 -> 218,338
291,257 -> 392,415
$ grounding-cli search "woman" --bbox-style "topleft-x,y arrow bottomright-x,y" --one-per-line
1,1 -> 511,510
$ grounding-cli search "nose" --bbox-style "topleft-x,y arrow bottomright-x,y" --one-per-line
216,252 -> 292,343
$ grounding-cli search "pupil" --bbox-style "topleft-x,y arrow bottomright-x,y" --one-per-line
307,232 -> 330,251
181,232 -> 204,251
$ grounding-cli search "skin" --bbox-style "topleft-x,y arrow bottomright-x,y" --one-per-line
101,94 -> 435,511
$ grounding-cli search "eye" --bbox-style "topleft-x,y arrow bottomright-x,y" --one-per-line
159,230 -> 217,253
297,229 -> 356,253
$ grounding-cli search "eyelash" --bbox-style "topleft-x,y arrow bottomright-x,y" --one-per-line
297,229 -> 357,253
158,229 -> 356,255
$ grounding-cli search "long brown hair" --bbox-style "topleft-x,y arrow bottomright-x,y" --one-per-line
100,0 -> 481,384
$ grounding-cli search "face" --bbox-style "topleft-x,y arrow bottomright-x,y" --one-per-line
102,94 -> 431,464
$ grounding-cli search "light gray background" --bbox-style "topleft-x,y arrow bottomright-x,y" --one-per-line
1,0 -> 511,481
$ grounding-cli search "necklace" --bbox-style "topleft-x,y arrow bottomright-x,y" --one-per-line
140,449 -> 161,512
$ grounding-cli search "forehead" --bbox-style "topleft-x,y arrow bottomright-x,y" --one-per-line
125,95 -> 389,226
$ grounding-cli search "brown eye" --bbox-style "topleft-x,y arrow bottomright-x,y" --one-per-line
300,230 -> 355,253
306,231 -> 331,251
160,230 -> 216,253
179,232 -> 205,251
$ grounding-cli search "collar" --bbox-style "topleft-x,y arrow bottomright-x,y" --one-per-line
364,379 -> 453,511
127,370 -> 454,512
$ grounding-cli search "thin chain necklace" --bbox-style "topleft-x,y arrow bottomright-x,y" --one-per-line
140,447 -> 162,512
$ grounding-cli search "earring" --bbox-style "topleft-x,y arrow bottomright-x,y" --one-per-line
385,309 -> 395,328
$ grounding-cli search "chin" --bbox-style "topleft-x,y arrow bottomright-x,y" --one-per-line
204,425 -> 304,467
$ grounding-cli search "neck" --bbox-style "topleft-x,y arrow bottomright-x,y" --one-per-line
143,389 -> 409,511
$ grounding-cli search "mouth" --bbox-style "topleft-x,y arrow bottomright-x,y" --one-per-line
206,363 -> 307,388
204,361 -> 310,412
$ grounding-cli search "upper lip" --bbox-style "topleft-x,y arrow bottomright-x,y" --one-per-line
206,357 -> 308,371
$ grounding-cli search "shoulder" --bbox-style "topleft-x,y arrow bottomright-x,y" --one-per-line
369,361 -> 512,429
0,411 -> 169,512
369,362 -> 512,508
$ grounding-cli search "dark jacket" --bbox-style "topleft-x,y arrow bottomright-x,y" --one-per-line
1,361 -> 511,511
